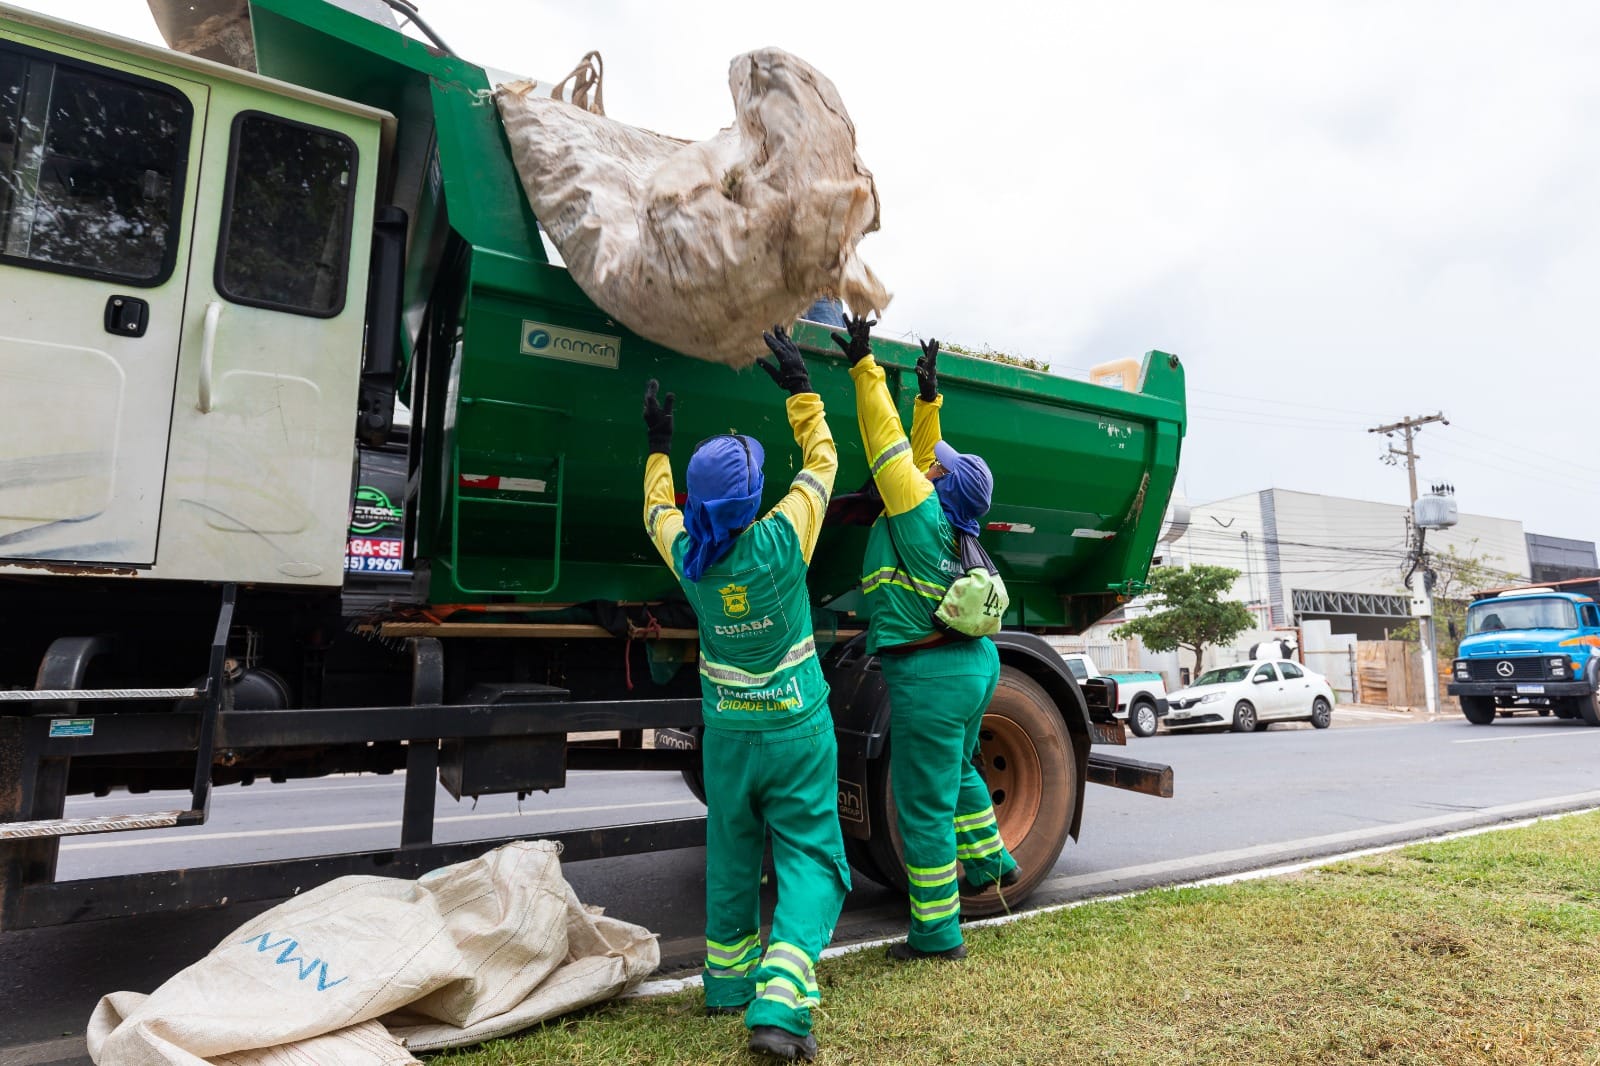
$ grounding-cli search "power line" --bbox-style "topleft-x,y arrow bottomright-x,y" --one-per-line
1367,411 -> 1449,505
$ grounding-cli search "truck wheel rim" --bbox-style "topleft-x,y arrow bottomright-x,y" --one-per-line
979,713 -> 1044,844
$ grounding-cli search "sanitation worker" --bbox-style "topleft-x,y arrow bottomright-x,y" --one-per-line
837,316 -> 1019,961
640,325 -> 845,1063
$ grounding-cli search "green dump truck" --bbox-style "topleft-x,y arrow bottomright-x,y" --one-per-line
0,0 -> 1186,932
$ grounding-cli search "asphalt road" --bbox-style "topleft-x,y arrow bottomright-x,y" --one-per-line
5,708 -> 1600,1064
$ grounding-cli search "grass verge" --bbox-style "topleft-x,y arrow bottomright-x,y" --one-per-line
431,812 -> 1600,1065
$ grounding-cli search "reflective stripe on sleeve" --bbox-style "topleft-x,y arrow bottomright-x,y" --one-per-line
869,438 -> 910,476
792,469 -> 830,506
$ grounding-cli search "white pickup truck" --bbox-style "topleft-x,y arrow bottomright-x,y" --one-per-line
1058,654 -> 1171,737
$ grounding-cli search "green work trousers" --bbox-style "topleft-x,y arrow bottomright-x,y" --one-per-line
879,637 -> 1017,952
701,703 -> 850,1037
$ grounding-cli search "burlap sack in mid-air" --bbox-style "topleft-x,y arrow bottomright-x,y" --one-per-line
496,48 -> 891,367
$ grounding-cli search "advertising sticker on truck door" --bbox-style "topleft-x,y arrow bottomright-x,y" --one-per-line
346,485 -> 408,573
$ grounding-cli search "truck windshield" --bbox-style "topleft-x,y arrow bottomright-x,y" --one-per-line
1194,666 -> 1252,686
1467,598 -> 1577,634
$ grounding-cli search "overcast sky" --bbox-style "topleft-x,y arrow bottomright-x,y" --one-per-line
30,1 -> 1600,561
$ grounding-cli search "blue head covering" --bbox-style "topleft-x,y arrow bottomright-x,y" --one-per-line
682,434 -> 765,582
932,440 -> 993,537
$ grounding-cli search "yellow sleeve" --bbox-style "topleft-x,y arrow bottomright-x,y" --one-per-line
910,394 -> 944,473
642,453 -> 684,570
767,392 -> 837,563
850,354 -> 933,517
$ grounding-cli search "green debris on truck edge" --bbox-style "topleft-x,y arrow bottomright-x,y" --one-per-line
430,811 -> 1600,1065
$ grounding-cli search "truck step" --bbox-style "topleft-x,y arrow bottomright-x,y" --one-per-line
0,810 -> 200,840
0,687 -> 202,703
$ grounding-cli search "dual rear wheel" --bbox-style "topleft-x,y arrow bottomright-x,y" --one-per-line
843,666 -> 1078,917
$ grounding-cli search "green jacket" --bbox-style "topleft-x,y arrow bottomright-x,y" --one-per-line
643,394 -> 837,729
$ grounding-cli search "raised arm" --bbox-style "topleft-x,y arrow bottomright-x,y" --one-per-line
768,394 -> 836,562
757,325 -> 836,562
909,339 -> 943,472
641,380 -> 684,568
835,316 -> 933,517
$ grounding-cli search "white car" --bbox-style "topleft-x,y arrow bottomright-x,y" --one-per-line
1163,659 -> 1335,732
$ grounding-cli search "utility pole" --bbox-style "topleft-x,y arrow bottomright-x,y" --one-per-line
1368,412 -> 1449,503
1370,413 -> 1450,714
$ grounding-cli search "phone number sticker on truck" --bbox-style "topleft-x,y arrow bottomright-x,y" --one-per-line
345,537 -> 411,574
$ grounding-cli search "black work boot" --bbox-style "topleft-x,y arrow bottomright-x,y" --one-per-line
748,1025 -> 818,1061
887,940 -> 968,962
967,867 -> 1020,891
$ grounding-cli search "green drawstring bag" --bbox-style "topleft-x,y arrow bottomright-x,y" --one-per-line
934,533 -> 1009,637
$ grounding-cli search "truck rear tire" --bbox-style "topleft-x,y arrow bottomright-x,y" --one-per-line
1460,696 -> 1497,725
843,665 -> 1078,919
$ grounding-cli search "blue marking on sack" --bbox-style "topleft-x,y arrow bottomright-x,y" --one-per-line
241,932 -> 349,991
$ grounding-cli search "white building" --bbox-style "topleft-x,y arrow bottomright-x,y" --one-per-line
1172,488 -> 1531,641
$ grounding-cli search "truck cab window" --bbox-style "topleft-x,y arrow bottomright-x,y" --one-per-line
0,43 -> 189,284
217,111 -> 357,316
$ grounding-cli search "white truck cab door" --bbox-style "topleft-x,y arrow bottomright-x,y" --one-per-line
157,103 -> 374,585
0,36 -> 207,566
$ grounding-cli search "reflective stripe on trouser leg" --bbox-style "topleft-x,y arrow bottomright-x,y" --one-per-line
743,706 -> 849,1038
906,860 -> 961,929
956,656 -> 1017,888
955,804 -> 1014,886
705,932 -> 762,998
751,940 -> 820,1022
701,727 -> 767,1008
881,639 -> 1004,951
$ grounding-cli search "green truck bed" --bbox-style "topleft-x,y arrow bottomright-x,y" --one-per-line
241,0 -> 1187,630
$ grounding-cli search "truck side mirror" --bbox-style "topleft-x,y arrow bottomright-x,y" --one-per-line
1447,621 -> 1458,640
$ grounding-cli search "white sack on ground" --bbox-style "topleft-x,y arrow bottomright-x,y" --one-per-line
86,840 -> 659,1066
496,48 -> 891,368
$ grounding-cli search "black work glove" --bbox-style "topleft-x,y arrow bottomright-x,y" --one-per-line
830,313 -> 876,367
642,379 -> 675,455
916,338 -> 939,402
757,324 -> 814,396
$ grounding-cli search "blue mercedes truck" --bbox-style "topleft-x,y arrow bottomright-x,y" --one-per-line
1447,581 -> 1600,726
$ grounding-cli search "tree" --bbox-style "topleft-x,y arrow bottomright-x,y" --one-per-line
1391,542 -> 1521,661
1111,565 -> 1256,677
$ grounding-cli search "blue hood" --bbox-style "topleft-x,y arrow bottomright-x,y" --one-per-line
681,435 -> 765,582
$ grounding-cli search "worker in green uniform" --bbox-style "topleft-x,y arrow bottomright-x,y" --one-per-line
641,325 -> 846,1063
836,316 -> 1019,961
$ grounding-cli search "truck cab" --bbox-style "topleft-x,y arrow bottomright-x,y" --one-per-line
0,7 -> 389,584
1448,585 -> 1600,726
